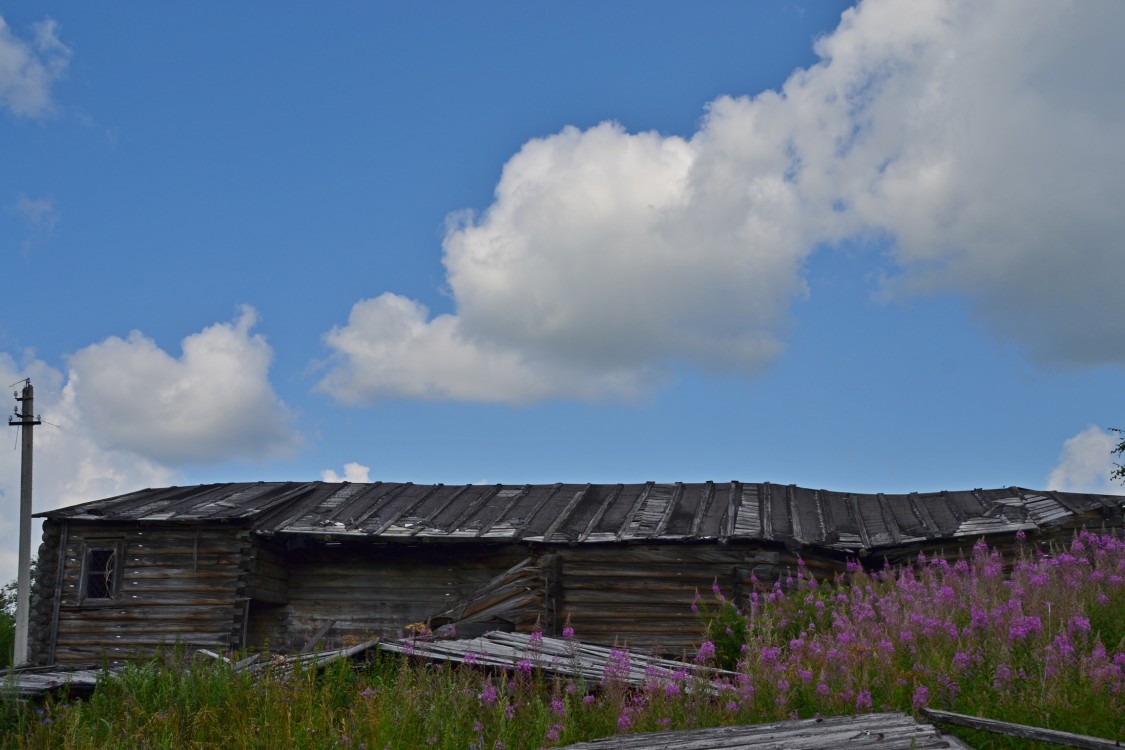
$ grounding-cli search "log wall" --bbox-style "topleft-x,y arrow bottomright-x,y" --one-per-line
28,519 -> 63,664
44,522 -> 248,664
555,543 -> 846,654
267,542 -> 528,649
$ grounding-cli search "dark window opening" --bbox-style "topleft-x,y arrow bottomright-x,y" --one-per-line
85,548 -> 117,599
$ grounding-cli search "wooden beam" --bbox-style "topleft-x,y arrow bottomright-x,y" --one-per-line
719,481 -> 741,542
408,484 -> 472,536
368,484 -> 441,535
579,484 -> 623,542
652,482 -> 683,538
301,619 -> 337,654
476,485 -> 531,537
760,482 -> 774,541
875,493 -> 903,544
786,484 -> 803,543
539,484 -> 589,542
846,493 -> 871,550
908,492 -> 940,538
689,481 -> 715,538
921,709 -> 1122,750
515,483 -> 567,541
444,485 -> 503,534
616,482 -> 655,541
321,481 -> 388,524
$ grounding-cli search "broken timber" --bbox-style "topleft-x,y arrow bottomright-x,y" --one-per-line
556,712 -> 974,750
1,665 -> 115,700
378,631 -> 735,688
921,708 -> 1122,750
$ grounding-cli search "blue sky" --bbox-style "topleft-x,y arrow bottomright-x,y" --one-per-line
1,1 -> 1123,581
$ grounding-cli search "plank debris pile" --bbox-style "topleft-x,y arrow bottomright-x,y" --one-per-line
555,712 -> 974,750
378,631 -> 734,688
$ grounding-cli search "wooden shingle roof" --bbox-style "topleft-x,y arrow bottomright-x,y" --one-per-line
38,481 -> 1124,552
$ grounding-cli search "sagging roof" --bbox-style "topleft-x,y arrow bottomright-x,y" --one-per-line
37,481 -> 1125,552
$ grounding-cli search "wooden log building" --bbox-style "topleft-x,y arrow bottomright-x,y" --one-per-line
27,481 -> 1125,665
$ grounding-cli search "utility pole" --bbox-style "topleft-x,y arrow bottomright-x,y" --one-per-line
9,379 -> 40,667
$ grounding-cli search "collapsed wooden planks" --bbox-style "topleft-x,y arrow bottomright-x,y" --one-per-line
378,631 -> 735,688
1,666 -> 115,700
921,709 -> 1121,750
555,712 -> 975,750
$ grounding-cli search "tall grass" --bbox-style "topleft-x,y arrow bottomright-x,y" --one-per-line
2,530 -> 1121,749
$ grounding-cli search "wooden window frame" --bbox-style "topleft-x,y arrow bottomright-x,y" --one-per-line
79,540 -> 124,604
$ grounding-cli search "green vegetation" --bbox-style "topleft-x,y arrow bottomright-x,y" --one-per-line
1,531 -> 1122,749
0,579 -> 15,670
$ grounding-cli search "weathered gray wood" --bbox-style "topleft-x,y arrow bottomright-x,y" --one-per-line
557,712 -> 973,750
540,486 -> 591,542
300,619 -> 336,653
580,484 -> 624,543
921,708 -> 1121,750
617,483 -> 655,542
48,521 -> 68,664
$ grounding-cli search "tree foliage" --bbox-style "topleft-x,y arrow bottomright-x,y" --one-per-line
1114,428 -> 1125,484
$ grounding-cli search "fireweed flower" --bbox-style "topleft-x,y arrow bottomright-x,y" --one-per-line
1067,615 -> 1091,636
912,685 -> 930,710
545,723 -> 563,743
562,625 -> 575,639
696,641 -> 717,663
855,689 -> 873,711
480,683 -> 498,706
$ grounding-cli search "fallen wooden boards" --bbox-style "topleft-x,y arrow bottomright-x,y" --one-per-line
1,666 -> 112,700
378,630 -> 735,688
922,709 -> 1121,750
556,712 -> 975,750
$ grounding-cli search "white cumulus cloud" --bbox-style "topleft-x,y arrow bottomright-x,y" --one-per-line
67,306 -> 300,464
322,462 -> 371,483
0,309 -> 300,583
0,353 -> 179,585
0,16 -> 71,118
320,0 -> 1125,405
1046,425 -> 1120,495
806,0 -> 1125,366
